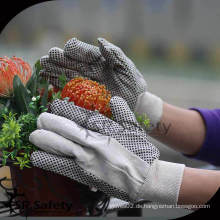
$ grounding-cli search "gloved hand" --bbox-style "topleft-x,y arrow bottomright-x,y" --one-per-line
29,97 -> 185,204
40,38 -> 147,111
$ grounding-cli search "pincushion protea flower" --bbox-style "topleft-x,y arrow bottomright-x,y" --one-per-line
61,77 -> 112,117
0,56 -> 32,97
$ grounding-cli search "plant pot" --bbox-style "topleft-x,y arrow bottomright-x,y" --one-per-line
9,166 -> 87,216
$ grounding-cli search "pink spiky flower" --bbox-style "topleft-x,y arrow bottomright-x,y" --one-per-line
0,56 -> 32,97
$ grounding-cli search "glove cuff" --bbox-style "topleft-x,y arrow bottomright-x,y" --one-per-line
137,160 -> 185,204
135,91 -> 163,131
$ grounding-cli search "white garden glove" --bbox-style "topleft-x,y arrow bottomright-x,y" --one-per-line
40,38 -> 147,112
29,97 -> 185,204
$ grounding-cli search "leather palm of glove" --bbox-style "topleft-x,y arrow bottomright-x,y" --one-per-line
40,37 -> 147,111
30,97 -> 185,204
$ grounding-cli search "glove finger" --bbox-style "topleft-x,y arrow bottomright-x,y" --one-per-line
42,62 -> 104,83
29,129 -> 90,162
98,38 -> 129,69
36,112 -> 113,148
64,38 -> 102,63
86,113 -> 125,136
39,70 -> 61,88
40,62 -> 81,80
50,99 -> 123,135
36,113 -> 128,166
40,57 -> 104,86
110,96 -> 140,130
40,55 -> 63,86
40,53 -> 81,77
50,99 -> 100,128
39,69 -> 81,90
40,55 -> 50,68
48,47 -> 88,72
49,47 -> 106,82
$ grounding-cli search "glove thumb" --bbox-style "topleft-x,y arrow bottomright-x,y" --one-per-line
110,96 -> 140,130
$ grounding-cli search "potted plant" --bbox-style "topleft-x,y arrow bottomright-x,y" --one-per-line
0,57 -> 109,216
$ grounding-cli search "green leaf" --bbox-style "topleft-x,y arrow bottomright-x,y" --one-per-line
34,59 -> 42,76
58,73 -> 67,89
10,149 -> 18,160
3,99 -> 15,113
0,98 -> 8,106
26,59 -> 42,96
52,91 -> 62,101
40,82 -> 49,110
13,75 -> 32,114
135,112 -> 151,129
15,157 -> 22,162
19,152 -> 25,155
0,109 -> 38,170
26,70 -> 37,96
1,158 -> 6,166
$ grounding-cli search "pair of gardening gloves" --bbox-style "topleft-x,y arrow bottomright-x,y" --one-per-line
29,38 -> 185,204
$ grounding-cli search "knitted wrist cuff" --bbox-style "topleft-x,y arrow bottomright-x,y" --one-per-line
137,160 -> 185,204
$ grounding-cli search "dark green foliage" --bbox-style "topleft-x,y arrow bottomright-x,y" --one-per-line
26,59 -> 42,96
58,73 -> 68,90
18,113 -> 37,145
0,60 -> 48,169
13,75 -> 33,115
0,109 -> 40,169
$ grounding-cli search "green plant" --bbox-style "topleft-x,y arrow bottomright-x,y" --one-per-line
0,60 -> 48,115
0,108 -> 45,169
0,112 -> 25,169
0,106 -> 9,129
58,73 -> 68,90
0,60 -> 50,169
48,73 -> 67,102
135,112 -> 151,131
18,113 -> 38,146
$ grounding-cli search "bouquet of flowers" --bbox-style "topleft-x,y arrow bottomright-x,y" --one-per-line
0,55 -> 151,216
0,56 -> 115,216
0,56 -> 115,170
0,57 -> 50,169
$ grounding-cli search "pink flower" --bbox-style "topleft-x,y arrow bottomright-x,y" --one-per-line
0,56 -> 32,97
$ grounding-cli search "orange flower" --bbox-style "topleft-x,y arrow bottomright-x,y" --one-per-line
0,56 -> 32,97
61,77 -> 112,117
